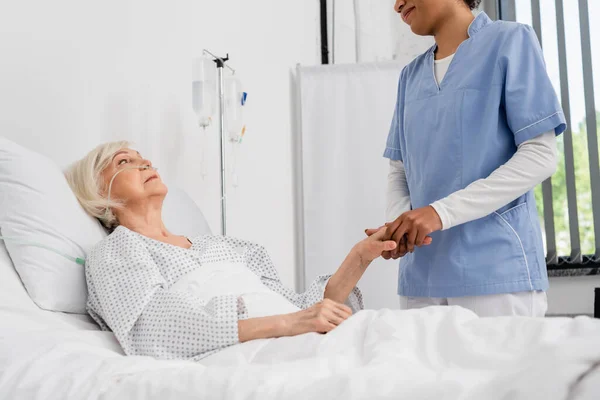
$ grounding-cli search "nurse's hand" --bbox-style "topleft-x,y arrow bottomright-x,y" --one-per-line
365,228 -> 432,259
386,206 -> 442,255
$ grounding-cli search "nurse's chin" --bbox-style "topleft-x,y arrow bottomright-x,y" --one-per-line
405,19 -> 434,37
409,25 -> 434,36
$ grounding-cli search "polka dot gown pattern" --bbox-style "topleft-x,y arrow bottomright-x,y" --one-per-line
86,226 -> 363,361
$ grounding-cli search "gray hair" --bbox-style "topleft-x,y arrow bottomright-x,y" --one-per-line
64,141 -> 131,230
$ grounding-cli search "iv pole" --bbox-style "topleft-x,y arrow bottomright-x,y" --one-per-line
202,49 -> 235,236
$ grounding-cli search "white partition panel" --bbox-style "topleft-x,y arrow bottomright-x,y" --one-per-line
298,62 -> 405,309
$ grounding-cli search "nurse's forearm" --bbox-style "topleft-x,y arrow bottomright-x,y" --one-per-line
324,248 -> 367,304
431,130 -> 557,230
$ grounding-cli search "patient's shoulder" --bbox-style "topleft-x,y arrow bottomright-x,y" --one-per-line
87,226 -> 146,268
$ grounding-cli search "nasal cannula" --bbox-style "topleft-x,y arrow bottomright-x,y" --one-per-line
104,164 -> 157,217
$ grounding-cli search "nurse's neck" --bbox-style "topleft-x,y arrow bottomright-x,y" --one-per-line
432,8 -> 475,60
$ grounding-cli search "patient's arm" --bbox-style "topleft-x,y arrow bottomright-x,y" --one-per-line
238,299 -> 353,342
239,228 -> 396,309
237,315 -> 286,342
324,228 -> 396,304
241,242 -> 361,311
239,229 -> 394,312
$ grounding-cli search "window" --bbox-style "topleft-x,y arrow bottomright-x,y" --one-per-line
497,0 -> 600,272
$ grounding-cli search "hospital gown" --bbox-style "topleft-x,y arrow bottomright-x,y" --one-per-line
85,226 -> 363,360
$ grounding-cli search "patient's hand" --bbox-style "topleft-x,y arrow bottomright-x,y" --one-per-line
322,231 -> 394,307
238,299 -> 353,342
285,299 -> 353,335
355,227 -> 398,264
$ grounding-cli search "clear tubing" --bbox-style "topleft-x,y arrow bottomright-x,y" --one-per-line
0,236 -> 85,265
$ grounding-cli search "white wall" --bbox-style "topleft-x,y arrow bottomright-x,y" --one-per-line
0,0 -> 319,289
548,276 -> 600,316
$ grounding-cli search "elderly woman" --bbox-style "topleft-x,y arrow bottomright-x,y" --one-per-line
65,141 -> 396,361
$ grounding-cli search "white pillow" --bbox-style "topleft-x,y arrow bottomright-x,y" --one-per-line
0,137 -> 212,314
0,136 -> 107,313
163,187 -> 212,239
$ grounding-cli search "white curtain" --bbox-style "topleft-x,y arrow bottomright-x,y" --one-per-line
297,62 -> 405,310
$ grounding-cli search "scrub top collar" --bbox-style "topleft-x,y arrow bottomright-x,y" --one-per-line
467,11 -> 492,37
428,11 -> 493,55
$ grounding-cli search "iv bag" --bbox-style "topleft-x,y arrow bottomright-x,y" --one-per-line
224,74 -> 244,139
192,57 -> 217,128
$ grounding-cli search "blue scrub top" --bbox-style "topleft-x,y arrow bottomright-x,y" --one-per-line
384,12 -> 566,298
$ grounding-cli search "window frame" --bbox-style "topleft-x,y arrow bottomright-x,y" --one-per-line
495,0 -> 600,275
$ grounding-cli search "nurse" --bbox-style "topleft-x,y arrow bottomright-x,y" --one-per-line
367,0 -> 566,317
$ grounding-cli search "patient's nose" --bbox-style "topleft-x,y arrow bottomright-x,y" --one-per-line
138,158 -> 152,169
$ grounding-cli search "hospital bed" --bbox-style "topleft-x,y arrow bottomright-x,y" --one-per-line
2,138 -> 600,400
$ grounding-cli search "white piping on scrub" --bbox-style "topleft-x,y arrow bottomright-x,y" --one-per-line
494,211 -> 534,291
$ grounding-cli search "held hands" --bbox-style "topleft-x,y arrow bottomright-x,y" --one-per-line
365,206 -> 443,260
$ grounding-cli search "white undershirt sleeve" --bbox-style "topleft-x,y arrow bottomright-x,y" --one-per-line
386,159 -> 411,222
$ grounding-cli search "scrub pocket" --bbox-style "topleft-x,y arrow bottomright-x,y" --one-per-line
492,203 -> 540,282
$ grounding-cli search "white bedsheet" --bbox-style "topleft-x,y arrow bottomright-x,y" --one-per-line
2,303 -> 600,400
